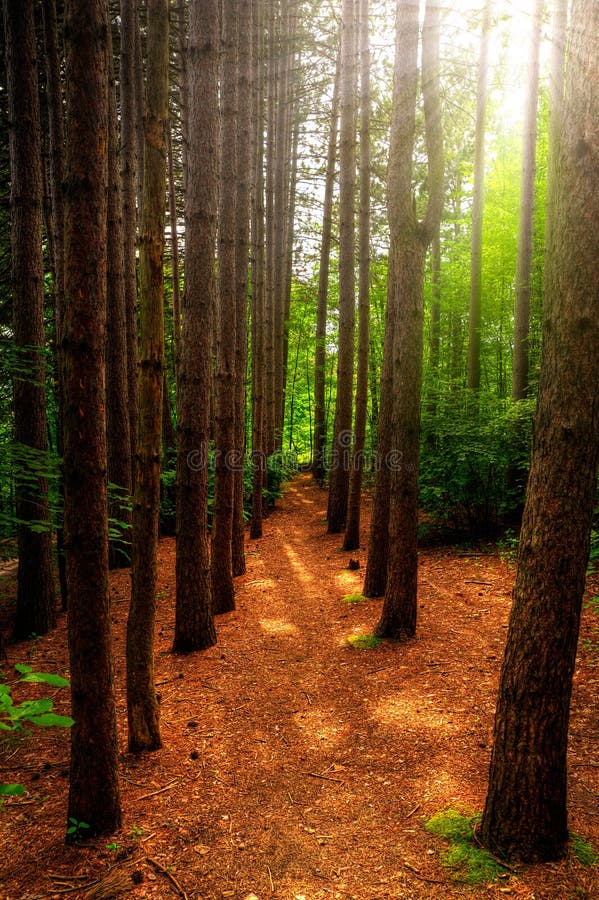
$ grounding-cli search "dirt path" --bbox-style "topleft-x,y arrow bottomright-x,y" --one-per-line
1,475 -> 598,899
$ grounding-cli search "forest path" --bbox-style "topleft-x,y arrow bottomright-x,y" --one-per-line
1,475 -> 598,900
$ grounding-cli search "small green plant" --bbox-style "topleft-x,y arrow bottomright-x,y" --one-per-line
67,817 -> 90,839
106,840 -> 121,852
424,808 -> 510,884
347,633 -> 382,650
342,593 -> 365,604
130,823 -> 143,840
571,833 -> 597,866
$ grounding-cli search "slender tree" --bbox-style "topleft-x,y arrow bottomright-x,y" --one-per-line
62,0 -> 121,836
512,0 -> 544,400
127,0 -> 169,753
174,0 -> 219,654
344,0 -> 371,552
480,0 -> 599,859
327,0 -> 357,534
375,0 -> 444,639
312,53 -> 340,484
466,0 -> 491,392
3,0 -> 56,639
211,0 -> 239,614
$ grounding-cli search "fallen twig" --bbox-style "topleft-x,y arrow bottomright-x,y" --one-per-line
137,779 -> 179,801
146,856 -> 188,900
405,803 -> 421,819
304,770 -> 344,784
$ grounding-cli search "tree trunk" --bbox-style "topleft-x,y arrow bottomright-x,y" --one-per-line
312,53 -> 340,484
120,0 -> 139,472
232,0 -> 253,579
375,0 -> 444,639
106,20 -> 132,570
4,0 -> 56,639
127,0 -> 169,753
167,118 -> 181,380
480,0 -> 599,861
327,0 -> 357,534
466,0 -> 491,392
211,0 -> 238,615
174,0 -> 218,654
343,0 -> 371,553
63,0 -> 121,836
41,0 -> 67,610
512,0 -> 543,401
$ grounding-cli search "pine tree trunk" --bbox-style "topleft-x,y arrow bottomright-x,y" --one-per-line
466,0 -> 491,392
174,0 -> 219,654
344,0 -> 371,553
327,0 -> 357,534
480,0 -> 599,861
127,0 -> 169,753
63,0 -> 121,836
211,0 -> 238,615
312,53 -> 340,484
4,0 -> 56,639
106,20 -> 132,570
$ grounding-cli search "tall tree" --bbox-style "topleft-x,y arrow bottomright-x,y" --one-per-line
106,18 -> 132,569
3,0 -> 56,639
327,0 -> 357,534
211,0 -> 239,615
174,0 -> 219,654
127,0 -> 169,753
62,0 -> 121,836
480,0 -> 599,861
312,53 -> 340,484
343,0 -> 371,552
375,0 -> 444,639
512,0 -> 544,400
466,0 -> 491,392
232,0 -> 253,578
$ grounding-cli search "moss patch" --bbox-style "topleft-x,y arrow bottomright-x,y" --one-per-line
425,808 -> 510,884
571,833 -> 597,867
342,593 -> 366,604
347,633 -> 382,650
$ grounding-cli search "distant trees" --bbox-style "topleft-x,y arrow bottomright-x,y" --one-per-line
480,0 -> 599,861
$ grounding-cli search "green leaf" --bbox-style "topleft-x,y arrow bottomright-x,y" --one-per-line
19,671 -> 70,688
26,713 -> 74,728
14,664 -> 33,675
0,783 -> 25,796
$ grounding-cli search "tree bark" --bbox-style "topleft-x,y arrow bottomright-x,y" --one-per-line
327,0 -> 357,534
211,0 -> 238,615
466,0 -> 491,392
480,0 -> 599,861
4,0 -> 56,639
312,53 -> 340,484
512,0 -> 543,400
343,0 -> 371,553
127,0 -> 169,753
375,0 -> 444,639
63,0 -> 121,836
174,0 -> 218,654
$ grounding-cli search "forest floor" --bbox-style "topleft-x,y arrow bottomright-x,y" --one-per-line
0,474 -> 598,900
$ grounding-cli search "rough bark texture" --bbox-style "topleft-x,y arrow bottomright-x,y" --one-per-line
466,0 -> 491,392
312,54 -> 340,484
4,0 -> 56,639
343,0 -> 371,553
480,0 -> 599,861
41,0 -> 67,608
327,0 -> 357,534
63,0 -> 121,836
127,0 -> 169,753
512,0 -> 543,401
120,0 -> 139,470
106,20 -> 132,570
375,0 -> 444,639
232,0 -> 253,579
211,0 -> 238,615
174,0 -> 218,654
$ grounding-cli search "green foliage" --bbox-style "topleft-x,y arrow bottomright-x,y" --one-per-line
0,665 -> 73,801
424,808 -> 509,884
342,593 -> 366,604
582,594 -> 599,662
571,833 -> 597,867
347,633 -> 382,649
67,817 -> 90,839
420,390 -> 534,536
